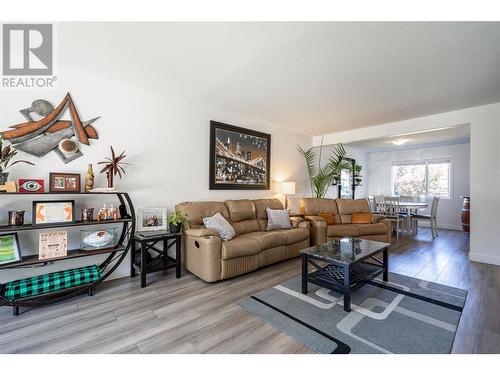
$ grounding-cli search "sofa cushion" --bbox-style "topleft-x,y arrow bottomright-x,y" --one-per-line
203,212 -> 236,241
231,220 -> 262,236
283,227 -> 309,245
225,199 -> 256,222
352,213 -> 373,224
336,198 -> 371,224
175,201 -> 229,229
357,223 -> 388,236
327,224 -> 360,237
318,212 -> 336,225
221,235 -> 262,260
247,231 -> 288,249
300,198 -> 340,223
266,208 -> 292,230
254,198 -> 284,231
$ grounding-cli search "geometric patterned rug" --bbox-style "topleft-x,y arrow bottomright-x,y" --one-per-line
239,272 -> 467,354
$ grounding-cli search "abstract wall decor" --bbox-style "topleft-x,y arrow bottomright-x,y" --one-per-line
209,121 -> 271,190
0,93 -> 99,164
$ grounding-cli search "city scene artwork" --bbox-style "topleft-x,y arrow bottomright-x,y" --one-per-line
210,121 -> 271,190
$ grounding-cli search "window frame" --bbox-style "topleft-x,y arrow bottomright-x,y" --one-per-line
391,158 -> 452,200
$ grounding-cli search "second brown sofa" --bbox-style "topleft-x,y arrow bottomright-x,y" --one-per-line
300,198 -> 391,245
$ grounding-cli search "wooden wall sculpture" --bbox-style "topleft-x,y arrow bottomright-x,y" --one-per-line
0,93 -> 99,164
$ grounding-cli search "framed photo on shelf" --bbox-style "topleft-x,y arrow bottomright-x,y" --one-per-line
32,200 -> 75,226
18,179 -> 45,193
137,208 -> 167,232
209,120 -> 271,190
38,231 -> 68,260
0,233 -> 22,266
49,173 -> 81,193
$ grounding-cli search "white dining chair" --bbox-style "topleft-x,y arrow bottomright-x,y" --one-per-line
411,196 -> 440,238
367,196 -> 377,213
384,196 -> 407,238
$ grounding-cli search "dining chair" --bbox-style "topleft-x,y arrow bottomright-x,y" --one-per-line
411,196 -> 440,238
384,196 -> 407,238
374,195 -> 385,214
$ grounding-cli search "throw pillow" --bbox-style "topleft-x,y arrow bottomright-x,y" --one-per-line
318,212 -> 336,225
266,208 -> 292,231
203,212 -> 236,241
351,213 -> 373,224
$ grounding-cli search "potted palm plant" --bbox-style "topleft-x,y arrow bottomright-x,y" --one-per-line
0,136 -> 35,185
297,139 -> 348,198
167,210 -> 188,233
354,163 -> 363,186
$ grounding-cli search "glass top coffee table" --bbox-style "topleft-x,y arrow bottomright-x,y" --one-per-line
300,238 -> 389,312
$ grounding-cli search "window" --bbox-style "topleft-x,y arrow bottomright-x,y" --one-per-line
391,158 -> 451,199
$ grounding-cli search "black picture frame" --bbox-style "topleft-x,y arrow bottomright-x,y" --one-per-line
49,173 -> 81,193
209,120 -> 271,190
32,200 -> 76,227
0,233 -> 22,266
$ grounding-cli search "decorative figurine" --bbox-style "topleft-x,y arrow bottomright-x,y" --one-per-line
84,164 -> 94,192
97,203 -> 108,222
98,146 -> 129,188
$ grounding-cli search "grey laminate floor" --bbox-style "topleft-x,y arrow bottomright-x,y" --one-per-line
1,228 -> 498,354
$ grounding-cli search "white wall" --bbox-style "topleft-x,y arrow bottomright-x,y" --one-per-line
316,102 -> 500,266
0,26 -> 310,282
368,142 -> 470,230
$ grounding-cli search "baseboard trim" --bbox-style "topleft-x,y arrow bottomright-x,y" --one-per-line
417,223 -> 462,231
468,252 -> 500,266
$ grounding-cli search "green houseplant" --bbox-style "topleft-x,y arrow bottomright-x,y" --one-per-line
0,136 -> 35,185
297,139 -> 348,198
167,210 -> 188,233
354,163 -> 363,186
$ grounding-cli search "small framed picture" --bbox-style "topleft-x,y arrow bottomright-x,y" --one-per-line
0,233 -> 22,266
49,173 -> 81,193
138,208 -> 167,232
32,200 -> 75,226
39,231 -> 68,260
18,179 -> 45,193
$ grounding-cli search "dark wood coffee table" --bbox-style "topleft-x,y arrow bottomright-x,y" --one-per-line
300,238 -> 389,312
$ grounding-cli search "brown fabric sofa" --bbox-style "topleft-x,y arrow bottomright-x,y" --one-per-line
299,198 -> 391,245
175,198 -> 310,282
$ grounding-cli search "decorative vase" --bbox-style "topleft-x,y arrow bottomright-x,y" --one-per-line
8,210 -> 25,227
81,208 -> 94,222
106,171 -> 114,188
169,223 -> 181,233
0,172 -> 9,185
84,164 -> 95,192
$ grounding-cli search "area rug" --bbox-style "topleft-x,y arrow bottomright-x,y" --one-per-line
239,272 -> 467,354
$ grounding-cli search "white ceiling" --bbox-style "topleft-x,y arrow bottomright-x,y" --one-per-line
346,125 -> 470,152
61,22 -> 500,136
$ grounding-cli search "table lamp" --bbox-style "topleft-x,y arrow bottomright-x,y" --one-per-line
280,181 -> 296,209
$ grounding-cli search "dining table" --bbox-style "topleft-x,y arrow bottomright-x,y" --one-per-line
376,201 -> 428,235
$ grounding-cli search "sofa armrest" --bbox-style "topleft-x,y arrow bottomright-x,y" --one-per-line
183,230 -> 222,282
303,216 -> 327,245
378,218 -> 392,244
290,216 -> 310,229
371,214 -> 386,224
184,228 -> 220,238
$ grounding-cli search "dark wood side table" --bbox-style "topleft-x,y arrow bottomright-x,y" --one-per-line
131,231 -> 182,288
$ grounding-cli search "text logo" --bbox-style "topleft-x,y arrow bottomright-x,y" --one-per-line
3,24 -> 53,76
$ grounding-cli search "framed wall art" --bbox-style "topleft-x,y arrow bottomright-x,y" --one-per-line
137,208 -> 167,232
49,173 -> 81,193
209,121 -> 271,190
38,231 -> 68,260
0,233 -> 22,266
18,179 -> 45,193
32,200 -> 75,226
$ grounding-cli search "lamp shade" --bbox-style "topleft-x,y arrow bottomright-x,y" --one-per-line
280,181 -> 296,195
